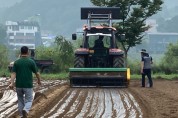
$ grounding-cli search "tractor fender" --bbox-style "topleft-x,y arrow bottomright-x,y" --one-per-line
109,48 -> 124,56
75,48 -> 89,55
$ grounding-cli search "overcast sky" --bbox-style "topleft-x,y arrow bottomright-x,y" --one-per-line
164,0 -> 178,8
0,0 -> 22,8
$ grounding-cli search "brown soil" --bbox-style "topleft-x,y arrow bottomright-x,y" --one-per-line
129,79 -> 178,118
0,92 -> 3,98
5,79 -> 178,118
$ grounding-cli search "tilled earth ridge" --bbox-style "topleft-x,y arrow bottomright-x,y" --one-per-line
0,78 -> 67,118
28,86 -> 143,118
19,80 -> 178,118
1,79 -> 178,118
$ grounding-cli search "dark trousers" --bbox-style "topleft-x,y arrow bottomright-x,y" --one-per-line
142,69 -> 153,87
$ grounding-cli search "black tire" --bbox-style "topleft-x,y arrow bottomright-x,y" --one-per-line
74,55 -> 84,68
43,68 -> 50,73
113,55 -> 125,67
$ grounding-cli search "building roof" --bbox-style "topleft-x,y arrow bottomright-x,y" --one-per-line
6,20 -> 39,27
17,21 -> 39,26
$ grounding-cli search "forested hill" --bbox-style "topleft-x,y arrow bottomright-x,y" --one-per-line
1,0 -> 178,36
1,0 -> 92,37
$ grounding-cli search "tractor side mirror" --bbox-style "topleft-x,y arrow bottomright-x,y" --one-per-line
72,33 -> 77,40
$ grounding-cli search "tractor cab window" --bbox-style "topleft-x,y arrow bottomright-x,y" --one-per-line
87,35 -> 111,48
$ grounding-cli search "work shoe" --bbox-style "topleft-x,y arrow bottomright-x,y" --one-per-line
22,110 -> 28,118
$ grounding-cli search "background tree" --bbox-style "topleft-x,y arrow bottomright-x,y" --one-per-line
54,36 -> 74,71
36,36 -> 74,72
160,42 -> 178,74
90,0 -> 163,65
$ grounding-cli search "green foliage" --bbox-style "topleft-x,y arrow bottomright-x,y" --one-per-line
0,69 -> 10,77
127,59 -> 140,74
127,57 -> 163,74
36,36 -> 74,72
160,42 -> 178,74
126,46 -> 178,75
90,0 -> 163,60
40,72 -> 69,80
0,45 -> 9,69
151,63 -> 162,74
35,46 -> 54,60
54,36 -> 74,71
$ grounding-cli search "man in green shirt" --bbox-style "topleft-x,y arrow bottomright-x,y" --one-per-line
8,46 -> 41,118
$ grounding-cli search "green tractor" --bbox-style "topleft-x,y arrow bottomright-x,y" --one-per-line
69,7 -> 130,87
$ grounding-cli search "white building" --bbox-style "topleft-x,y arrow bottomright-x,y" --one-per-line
6,20 -> 42,49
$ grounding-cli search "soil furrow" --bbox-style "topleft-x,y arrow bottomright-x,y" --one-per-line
75,89 -> 93,118
63,89 -> 88,118
111,89 -> 125,118
118,90 -> 127,117
110,89 -> 116,118
46,89 -> 78,118
82,89 -> 95,118
95,89 -> 105,118
121,90 -> 137,118
102,89 -> 113,118
1,105 -> 17,118
69,89 -> 88,118
56,89 -> 81,118
127,92 -> 142,118
86,89 -> 99,118
43,89 -> 72,117
28,85 -> 69,118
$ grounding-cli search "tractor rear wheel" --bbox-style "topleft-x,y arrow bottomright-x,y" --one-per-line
113,55 -> 125,68
74,55 -> 85,68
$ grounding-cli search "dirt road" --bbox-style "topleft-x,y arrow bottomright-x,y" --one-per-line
1,79 -> 178,118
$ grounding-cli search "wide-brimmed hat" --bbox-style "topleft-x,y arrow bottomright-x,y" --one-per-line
140,49 -> 147,53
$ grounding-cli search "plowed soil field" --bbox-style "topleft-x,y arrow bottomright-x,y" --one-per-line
1,78 -> 178,118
